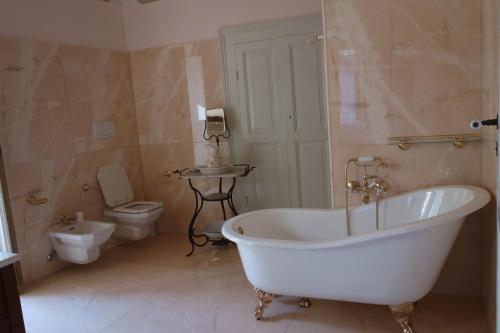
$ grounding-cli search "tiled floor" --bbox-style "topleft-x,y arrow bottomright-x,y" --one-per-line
21,234 -> 490,333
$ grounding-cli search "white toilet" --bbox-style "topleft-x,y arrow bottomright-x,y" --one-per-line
97,164 -> 164,240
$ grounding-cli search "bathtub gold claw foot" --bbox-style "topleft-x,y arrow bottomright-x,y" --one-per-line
298,297 -> 312,308
254,288 -> 273,320
389,303 -> 416,333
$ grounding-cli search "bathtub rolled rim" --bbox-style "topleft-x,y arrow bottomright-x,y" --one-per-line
221,185 -> 491,250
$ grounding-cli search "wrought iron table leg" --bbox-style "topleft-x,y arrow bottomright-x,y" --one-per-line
186,180 -> 208,257
227,177 -> 238,216
185,175 -> 244,256
228,197 -> 238,216
220,201 -> 227,220
218,178 -> 227,220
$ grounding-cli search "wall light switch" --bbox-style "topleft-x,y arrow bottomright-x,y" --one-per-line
92,121 -> 116,140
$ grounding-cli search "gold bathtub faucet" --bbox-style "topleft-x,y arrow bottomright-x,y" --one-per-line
346,173 -> 390,205
344,157 -> 389,235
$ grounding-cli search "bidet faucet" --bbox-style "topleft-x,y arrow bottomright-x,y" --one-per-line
56,213 -> 76,225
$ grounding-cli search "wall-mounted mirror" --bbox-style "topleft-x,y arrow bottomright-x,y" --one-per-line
205,108 -> 226,136
203,108 -> 230,145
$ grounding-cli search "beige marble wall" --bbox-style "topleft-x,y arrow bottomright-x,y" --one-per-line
481,0 -> 498,330
324,0 -> 484,296
0,38 -> 144,283
130,39 -> 227,234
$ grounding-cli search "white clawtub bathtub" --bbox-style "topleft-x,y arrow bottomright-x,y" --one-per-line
222,185 -> 490,332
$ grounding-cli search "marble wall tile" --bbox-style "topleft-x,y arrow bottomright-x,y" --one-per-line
62,46 -> 139,154
185,39 -> 224,109
4,156 -> 81,283
0,38 -> 74,165
130,45 -> 193,145
326,0 -> 482,146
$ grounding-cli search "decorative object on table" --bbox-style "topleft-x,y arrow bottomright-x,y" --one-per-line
174,164 -> 255,256
200,108 -> 232,175
204,142 -> 229,168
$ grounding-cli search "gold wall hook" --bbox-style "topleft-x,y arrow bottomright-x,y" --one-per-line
27,194 -> 47,206
81,183 -> 96,192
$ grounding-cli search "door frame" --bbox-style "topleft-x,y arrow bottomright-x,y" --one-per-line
0,182 -> 11,253
496,2 -> 500,330
219,14 -> 332,211
0,150 -> 12,253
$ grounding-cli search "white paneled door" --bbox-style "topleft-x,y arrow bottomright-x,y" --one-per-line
221,15 -> 331,211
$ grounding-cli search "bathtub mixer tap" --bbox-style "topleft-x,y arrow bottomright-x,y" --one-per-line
347,175 -> 389,204
345,157 -> 389,235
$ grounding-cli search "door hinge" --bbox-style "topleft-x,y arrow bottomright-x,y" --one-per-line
236,70 -> 239,80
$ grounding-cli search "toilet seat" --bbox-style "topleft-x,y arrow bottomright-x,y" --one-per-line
112,201 -> 163,214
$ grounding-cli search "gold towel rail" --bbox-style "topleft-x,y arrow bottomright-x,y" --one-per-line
387,133 -> 480,151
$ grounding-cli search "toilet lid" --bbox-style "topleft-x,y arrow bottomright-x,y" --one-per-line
97,164 -> 134,208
